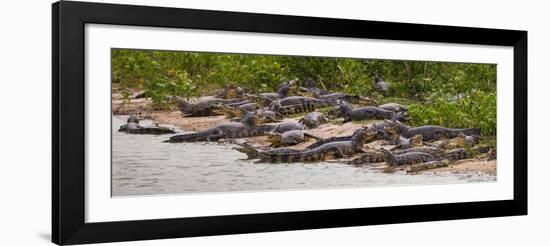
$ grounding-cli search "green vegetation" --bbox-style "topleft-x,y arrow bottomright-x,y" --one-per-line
112,48 -> 497,136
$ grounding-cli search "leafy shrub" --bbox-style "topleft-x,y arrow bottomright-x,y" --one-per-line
408,90 -> 496,136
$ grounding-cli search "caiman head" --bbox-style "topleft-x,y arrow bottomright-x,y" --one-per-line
339,101 -> 354,123
351,126 -> 378,147
410,134 -> 423,148
374,74 -> 384,84
392,111 -> 411,122
384,119 -> 409,135
327,106 -> 342,119
266,132 -> 283,147
211,105 -> 241,119
454,132 -> 466,148
223,83 -> 239,99
177,100 -> 193,115
303,77 -> 317,89
383,119 -> 401,137
277,83 -> 291,98
127,115 -> 140,124
240,113 -> 260,126
268,100 -> 281,112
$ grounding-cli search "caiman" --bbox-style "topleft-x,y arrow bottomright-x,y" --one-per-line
234,144 -> 302,160
118,116 -> 176,135
381,120 -> 410,144
401,125 -> 481,141
391,147 -> 447,159
235,127 -> 378,163
445,146 -> 491,161
317,92 -> 378,106
302,119 -> 405,150
165,114 -> 272,142
380,148 -> 436,166
299,111 -> 328,129
269,100 -> 316,116
267,130 -> 321,147
277,96 -> 339,108
374,74 -> 389,95
391,134 -> 424,150
327,105 -> 343,118
175,96 -> 246,117
344,150 -> 386,165
430,133 -> 480,149
258,82 -> 292,101
216,83 -> 245,99
300,77 -> 329,97
270,120 -> 306,133
256,108 -> 283,123
214,102 -> 259,118
378,103 -> 408,113
339,102 -> 410,123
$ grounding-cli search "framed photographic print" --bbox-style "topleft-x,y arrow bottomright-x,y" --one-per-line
52,1 -> 527,245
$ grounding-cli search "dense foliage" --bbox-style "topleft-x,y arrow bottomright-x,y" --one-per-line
112,49 -> 497,135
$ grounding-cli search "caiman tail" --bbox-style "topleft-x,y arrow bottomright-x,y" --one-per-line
164,131 -> 213,143
451,128 -> 481,136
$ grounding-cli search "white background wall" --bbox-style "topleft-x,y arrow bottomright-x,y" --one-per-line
0,0 -> 546,245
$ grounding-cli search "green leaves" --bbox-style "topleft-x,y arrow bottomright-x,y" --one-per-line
408,90 -> 496,136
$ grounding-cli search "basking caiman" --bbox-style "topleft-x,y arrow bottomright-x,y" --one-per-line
258,82 -> 292,101
270,120 -> 306,133
391,147 -> 447,159
430,133 -> 480,149
303,120 -> 401,149
401,125 -> 481,141
216,83 -> 245,99
269,100 -> 316,115
380,148 -> 436,166
175,96 -> 246,117
278,96 -> 339,108
214,102 -> 259,118
317,93 -> 378,106
235,127 -> 378,163
299,111 -> 328,129
374,74 -> 389,95
378,103 -> 408,113
267,130 -> 320,147
118,116 -> 176,135
340,102 -> 410,123
233,144 -> 302,160
344,150 -> 386,165
391,134 -> 424,150
445,146 -> 491,161
256,108 -> 283,123
165,114 -> 271,142
301,77 -> 329,97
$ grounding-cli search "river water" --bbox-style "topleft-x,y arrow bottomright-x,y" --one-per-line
112,116 -> 495,196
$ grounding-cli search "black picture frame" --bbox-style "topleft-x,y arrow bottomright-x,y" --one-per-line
52,1 -> 527,245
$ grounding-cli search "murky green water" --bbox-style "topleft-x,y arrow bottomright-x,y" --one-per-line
112,116 -> 495,196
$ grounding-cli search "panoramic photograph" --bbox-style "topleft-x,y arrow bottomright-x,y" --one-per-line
111,48 -> 497,196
